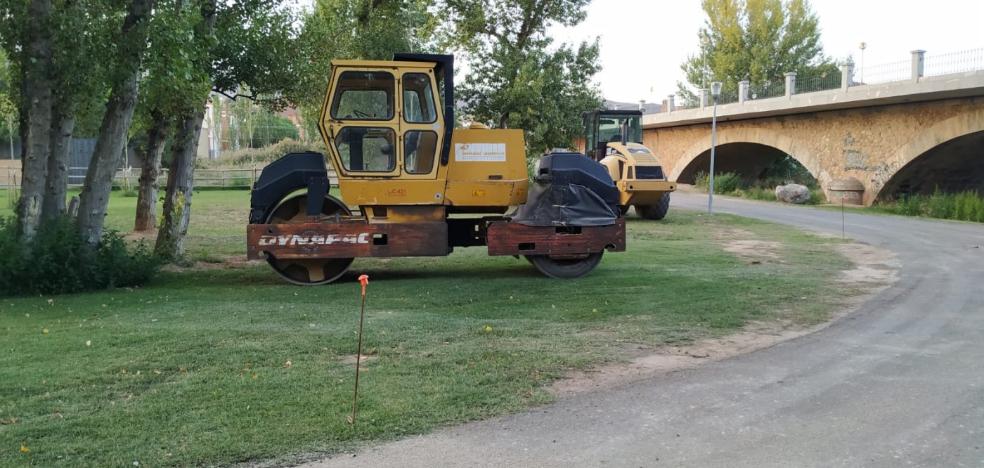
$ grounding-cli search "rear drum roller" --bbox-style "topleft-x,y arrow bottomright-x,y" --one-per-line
635,193 -> 670,220
525,252 -> 604,279
263,193 -> 354,285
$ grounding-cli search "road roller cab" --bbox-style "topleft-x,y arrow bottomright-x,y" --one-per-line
246,54 -> 626,285
581,109 -> 677,220
319,54 -> 528,213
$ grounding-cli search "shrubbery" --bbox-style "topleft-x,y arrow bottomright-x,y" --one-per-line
198,139 -> 326,168
878,190 -> 984,223
693,171 -> 825,205
0,216 -> 160,296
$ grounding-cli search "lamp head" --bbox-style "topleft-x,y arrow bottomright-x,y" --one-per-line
710,82 -> 723,98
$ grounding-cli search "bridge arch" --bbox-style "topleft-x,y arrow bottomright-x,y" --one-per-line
874,108 -> 984,201
670,126 -> 825,186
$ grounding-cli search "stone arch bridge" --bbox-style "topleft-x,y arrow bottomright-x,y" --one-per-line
643,62 -> 984,205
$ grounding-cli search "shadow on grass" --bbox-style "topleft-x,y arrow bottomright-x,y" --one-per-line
157,257 -> 545,289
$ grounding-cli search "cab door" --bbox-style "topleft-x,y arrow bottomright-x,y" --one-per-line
399,70 -> 443,180
322,68 -> 401,177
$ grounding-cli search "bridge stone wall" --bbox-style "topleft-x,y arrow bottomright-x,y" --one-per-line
644,97 -> 984,205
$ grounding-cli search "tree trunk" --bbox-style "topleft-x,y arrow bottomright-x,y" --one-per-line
75,0 -> 155,245
134,112 -> 168,231
17,0 -> 54,240
41,104 -> 75,220
154,107 -> 205,260
153,0 -> 216,260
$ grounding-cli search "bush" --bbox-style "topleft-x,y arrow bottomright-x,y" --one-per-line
0,216 -> 161,296
734,186 -> 775,201
713,172 -> 742,194
245,113 -> 300,148
878,190 -> 984,223
198,139 -> 326,169
693,171 -> 741,194
693,171 -> 709,190
694,171 -> 825,205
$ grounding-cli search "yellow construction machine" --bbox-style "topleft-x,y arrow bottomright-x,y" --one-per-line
581,109 -> 676,219
246,54 -> 626,285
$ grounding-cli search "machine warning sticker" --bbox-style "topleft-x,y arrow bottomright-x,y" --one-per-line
455,143 -> 506,162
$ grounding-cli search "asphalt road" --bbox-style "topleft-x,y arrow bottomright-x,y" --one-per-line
305,193 -> 984,468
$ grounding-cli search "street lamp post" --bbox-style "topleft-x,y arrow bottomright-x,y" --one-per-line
859,42 -> 866,84
708,82 -> 722,214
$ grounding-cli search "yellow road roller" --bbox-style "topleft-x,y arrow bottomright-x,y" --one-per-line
581,109 -> 676,219
246,54 -> 626,285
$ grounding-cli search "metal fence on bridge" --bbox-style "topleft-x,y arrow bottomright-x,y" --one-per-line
666,47 -> 984,111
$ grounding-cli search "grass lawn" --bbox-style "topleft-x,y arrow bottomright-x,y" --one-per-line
1,189 -> 853,466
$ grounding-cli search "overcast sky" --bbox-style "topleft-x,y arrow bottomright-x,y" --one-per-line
548,0 -> 984,103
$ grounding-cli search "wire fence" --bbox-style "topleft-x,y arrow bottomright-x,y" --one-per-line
795,73 -> 842,94
715,88 -> 740,105
675,96 -> 701,110
748,81 -> 785,100
114,168 -> 264,190
924,48 -> 984,77
1,167 -> 270,190
856,59 -> 910,85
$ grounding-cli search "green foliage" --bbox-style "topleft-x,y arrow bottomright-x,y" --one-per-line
136,2 -> 213,128
210,1 -> 303,110
0,49 -> 16,141
715,172 -> 742,193
247,112 -> 299,147
734,186 -> 776,201
694,171 -> 824,204
877,191 -> 984,223
200,138 -> 326,168
759,155 -> 817,187
679,0 -> 837,100
295,0 -> 437,136
0,216 -> 160,296
694,171 -> 741,194
441,0 -> 602,158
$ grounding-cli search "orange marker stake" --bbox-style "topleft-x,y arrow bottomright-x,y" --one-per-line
349,274 -> 370,425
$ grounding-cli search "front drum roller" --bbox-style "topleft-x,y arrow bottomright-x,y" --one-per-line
524,252 -> 604,279
261,193 -> 354,285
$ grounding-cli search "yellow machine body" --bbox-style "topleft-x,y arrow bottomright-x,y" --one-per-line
599,142 -> 677,206
582,109 -> 675,219
317,59 -> 528,222
246,53 -> 626,285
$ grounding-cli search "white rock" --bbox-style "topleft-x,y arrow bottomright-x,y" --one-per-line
775,184 -> 811,204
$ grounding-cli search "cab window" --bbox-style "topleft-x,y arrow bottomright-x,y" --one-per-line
597,114 -> 642,144
404,131 -> 438,174
402,73 -> 437,123
335,127 -> 396,172
331,71 -> 394,121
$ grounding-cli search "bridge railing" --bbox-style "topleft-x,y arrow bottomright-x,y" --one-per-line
660,47 -> 984,114
924,48 -> 984,77
795,73 -> 842,94
748,81 -> 785,100
715,88 -> 740,105
857,59 -> 911,85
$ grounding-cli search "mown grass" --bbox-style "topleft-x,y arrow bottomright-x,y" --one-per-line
1,190 -> 852,466
0,188 -> 249,261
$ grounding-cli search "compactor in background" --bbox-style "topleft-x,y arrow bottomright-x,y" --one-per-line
581,109 -> 676,220
246,54 -> 625,285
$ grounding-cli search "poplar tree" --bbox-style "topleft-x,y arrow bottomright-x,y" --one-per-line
678,0 -> 836,101
440,0 -> 602,158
